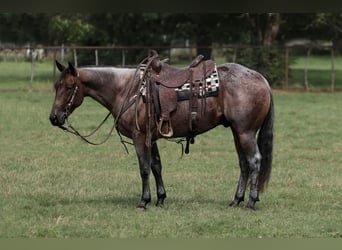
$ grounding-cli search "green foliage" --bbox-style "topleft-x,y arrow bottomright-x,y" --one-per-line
48,15 -> 97,45
233,47 -> 286,86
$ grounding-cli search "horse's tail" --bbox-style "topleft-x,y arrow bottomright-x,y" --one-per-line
257,91 -> 274,192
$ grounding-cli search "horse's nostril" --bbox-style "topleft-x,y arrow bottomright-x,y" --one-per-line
49,114 -> 59,126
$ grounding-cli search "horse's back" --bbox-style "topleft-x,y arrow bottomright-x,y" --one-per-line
217,63 -> 272,132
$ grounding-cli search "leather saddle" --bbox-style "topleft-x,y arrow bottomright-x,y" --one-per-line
149,51 -> 215,88
147,50 -> 216,138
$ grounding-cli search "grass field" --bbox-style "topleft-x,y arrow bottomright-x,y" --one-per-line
290,56 -> 342,91
0,60 -> 341,238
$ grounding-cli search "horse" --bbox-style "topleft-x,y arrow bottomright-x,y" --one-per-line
49,52 -> 274,210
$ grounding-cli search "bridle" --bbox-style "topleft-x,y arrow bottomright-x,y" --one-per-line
65,84 -> 79,117
55,55 -> 187,155
58,71 -> 117,146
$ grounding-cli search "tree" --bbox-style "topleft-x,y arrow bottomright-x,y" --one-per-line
161,13 -> 248,59
246,13 -> 281,47
48,14 -> 97,45
234,13 -> 284,86
0,13 -> 50,45
307,13 -> 342,54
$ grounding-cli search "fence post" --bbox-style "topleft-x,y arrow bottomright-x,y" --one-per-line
331,47 -> 335,92
122,49 -> 125,67
95,49 -> 98,66
284,47 -> 289,90
61,43 -> 64,62
53,49 -> 57,84
30,53 -> 34,90
73,48 -> 78,67
304,47 -> 311,91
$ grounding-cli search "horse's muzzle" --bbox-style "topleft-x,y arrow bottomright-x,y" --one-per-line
49,112 -> 66,126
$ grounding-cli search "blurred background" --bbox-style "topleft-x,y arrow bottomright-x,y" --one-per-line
1,13 -> 342,91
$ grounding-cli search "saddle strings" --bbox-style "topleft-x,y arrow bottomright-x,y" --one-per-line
113,53 -> 159,152
60,52 -> 188,157
64,53 -> 158,150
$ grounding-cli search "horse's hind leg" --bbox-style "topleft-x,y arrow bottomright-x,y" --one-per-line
230,131 -> 261,210
229,154 -> 249,207
229,130 -> 249,207
151,142 -> 167,206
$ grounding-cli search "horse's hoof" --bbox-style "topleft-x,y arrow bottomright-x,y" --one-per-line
245,201 -> 257,211
136,201 -> 148,210
229,198 -> 243,208
245,206 -> 256,211
136,205 -> 147,211
155,200 -> 164,207
229,200 -> 239,207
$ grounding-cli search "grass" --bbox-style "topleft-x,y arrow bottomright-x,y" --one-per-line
288,55 -> 342,91
0,60 -> 341,238
0,61 -> 54,91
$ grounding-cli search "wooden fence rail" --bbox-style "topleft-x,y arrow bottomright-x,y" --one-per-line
0,45 -> 338,91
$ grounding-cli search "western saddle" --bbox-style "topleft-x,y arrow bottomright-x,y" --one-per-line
147,50 -> 216,148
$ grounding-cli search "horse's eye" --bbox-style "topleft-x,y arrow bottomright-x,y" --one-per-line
65,84 -> 75,90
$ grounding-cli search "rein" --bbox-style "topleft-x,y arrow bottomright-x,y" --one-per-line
59,112 -> 114,146
58,68 -> 139,151
58,71 -> 119,146
58,53 -> 184,155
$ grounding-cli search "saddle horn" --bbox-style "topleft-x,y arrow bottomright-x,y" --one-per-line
149,50 -> 161,73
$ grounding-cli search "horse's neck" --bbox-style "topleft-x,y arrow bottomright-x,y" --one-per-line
80,67 -> 136,114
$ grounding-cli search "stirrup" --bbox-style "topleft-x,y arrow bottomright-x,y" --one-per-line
158,118 -> 173,137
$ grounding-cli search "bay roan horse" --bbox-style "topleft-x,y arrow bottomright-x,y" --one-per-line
49,53 -> 274,210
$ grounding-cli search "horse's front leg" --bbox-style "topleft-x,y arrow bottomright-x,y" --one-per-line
134,136 -> 152,209
151,142 -> 166,207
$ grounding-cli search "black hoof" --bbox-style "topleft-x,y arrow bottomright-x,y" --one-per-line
245,205 -> 256,211
245,200 -> 257,210
136,199 -> 149,210
155,200 -> 164,207
136,205 -> 147,211
229,197 -> 244,207
229,200 -> 240,207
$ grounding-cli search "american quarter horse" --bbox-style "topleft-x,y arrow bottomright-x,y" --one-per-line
49,51 -> 274,210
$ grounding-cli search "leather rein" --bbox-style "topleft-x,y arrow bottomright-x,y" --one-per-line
58,54 -> 189,157
58,71 -> 136,149
57,54 -> 177,154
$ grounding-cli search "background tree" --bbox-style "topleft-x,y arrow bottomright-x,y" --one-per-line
234,13 -> 284,86
308,13 -> 342,54
3,13 -> 339,86
0,13 -> 50,45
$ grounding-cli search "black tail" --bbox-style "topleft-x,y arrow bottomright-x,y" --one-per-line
257,92 -> 274,192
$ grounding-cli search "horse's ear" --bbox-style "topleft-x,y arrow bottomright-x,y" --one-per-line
68,61 -> 77,76
56,60 -> 65,72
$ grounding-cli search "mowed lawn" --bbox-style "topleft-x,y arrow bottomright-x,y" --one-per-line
0,88 -> 341,238
289,55 -> 342,91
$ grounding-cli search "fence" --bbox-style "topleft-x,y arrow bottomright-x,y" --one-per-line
0,45 -> 341,91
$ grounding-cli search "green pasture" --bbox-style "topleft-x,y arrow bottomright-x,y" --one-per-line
290,55 -> 342,91
0,61 -> 53,91
0,59 -> 341,238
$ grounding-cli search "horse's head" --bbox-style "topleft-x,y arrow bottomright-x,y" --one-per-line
49,60 -> 84,127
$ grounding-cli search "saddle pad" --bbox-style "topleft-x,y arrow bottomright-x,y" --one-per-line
175,67 -> 219,101
138,65 -> 219,102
